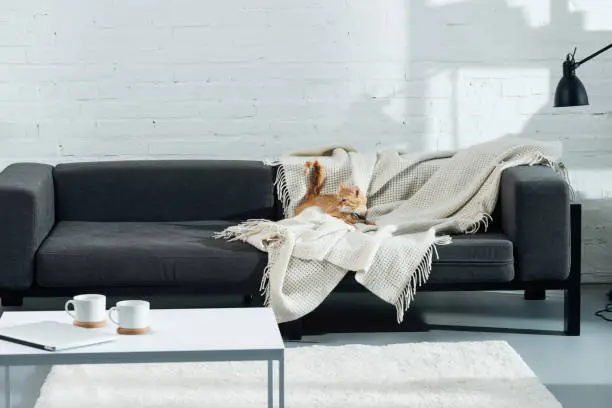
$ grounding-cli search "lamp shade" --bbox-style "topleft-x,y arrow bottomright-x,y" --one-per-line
554,75 -> 589,107
553,57 -> 589,107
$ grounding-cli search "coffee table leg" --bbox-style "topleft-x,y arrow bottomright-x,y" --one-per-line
267,360 -> 273,408
4,366 -> 10,408
279,355 -> 285,408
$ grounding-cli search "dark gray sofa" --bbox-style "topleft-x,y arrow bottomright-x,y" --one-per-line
0,160 -> 581,338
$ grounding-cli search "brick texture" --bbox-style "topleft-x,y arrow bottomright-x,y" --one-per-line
0,0 -> 611,281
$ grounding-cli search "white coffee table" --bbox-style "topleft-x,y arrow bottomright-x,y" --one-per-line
0,308 -> 285,408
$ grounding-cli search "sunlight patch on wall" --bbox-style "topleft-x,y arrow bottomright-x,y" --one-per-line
425,71 -> 454,151
506,0 -> 550,27
569,0 -> 612,31
426,0 -> 471,6
454,68 -> 550,149
427,0 -> 551,27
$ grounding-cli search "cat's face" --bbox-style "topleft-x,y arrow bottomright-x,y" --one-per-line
337,184 -> 368,215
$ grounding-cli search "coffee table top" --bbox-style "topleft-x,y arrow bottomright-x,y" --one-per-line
0,308 -> 284,366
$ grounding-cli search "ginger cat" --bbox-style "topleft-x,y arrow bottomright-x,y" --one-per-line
294,160 -> 374,225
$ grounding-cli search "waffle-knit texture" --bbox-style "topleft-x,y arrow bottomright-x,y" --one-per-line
215,135 -> 565,323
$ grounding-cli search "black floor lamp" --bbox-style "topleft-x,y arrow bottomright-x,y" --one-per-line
553,42 -> 612,304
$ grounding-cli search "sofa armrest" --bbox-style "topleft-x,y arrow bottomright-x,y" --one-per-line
0,163 -> 55,290
500,165 -> 570,281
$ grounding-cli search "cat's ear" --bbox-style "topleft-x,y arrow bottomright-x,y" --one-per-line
339,183 -> 344,189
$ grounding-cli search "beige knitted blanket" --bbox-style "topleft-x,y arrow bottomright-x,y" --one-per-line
214,135 -> 565,323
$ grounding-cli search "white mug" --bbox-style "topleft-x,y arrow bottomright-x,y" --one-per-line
108,300 -> 150,329
65,294 -> 107,323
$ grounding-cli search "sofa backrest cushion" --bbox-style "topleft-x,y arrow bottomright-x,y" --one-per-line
53,160 -> 277,222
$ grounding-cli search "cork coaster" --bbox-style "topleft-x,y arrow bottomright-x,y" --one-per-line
73,320 -> 106,329
117,327 -> 150,335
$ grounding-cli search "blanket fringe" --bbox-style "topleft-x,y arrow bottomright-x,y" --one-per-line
212,218 -> 280,242
530,154 -> 576,201
394,234 -> 452,323
262,158 -> 280,166
213,218 -> 286,309
271,163 -> 292,219
262,158 -> 293,218
260,262 -> 272,307
465,212 -> 493,234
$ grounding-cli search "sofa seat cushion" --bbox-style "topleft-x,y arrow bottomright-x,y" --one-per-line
428,233 -> 514,284
336,232 -> 514,291
35,221 -> 267,289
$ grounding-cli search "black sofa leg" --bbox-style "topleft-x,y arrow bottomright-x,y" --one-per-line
564,203 -> 581,336
564,283 -> 580,336
1,292 -> 24,307
524,289 -> 546,300
244,293 -> 265,307
280,319 -> 303,342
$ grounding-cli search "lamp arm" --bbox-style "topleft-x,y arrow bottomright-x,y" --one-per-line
575,42 -> 612,68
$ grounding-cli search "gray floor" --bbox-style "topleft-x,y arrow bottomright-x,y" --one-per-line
1,285 -> 611,408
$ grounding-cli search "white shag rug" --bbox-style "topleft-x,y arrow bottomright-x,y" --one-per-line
34,340 -> 561,408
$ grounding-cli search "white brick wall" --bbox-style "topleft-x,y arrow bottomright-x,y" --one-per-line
1,0 -> 611,281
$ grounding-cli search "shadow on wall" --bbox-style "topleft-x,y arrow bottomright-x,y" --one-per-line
411,0 -> 612,156
330,94 -> 421,152
335,0 -> 611,155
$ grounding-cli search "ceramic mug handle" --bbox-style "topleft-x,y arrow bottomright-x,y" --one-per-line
108,307 -> 119,325
64,300 -> 76,319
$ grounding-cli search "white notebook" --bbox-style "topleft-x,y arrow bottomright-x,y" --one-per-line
0,321 -> 115,351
